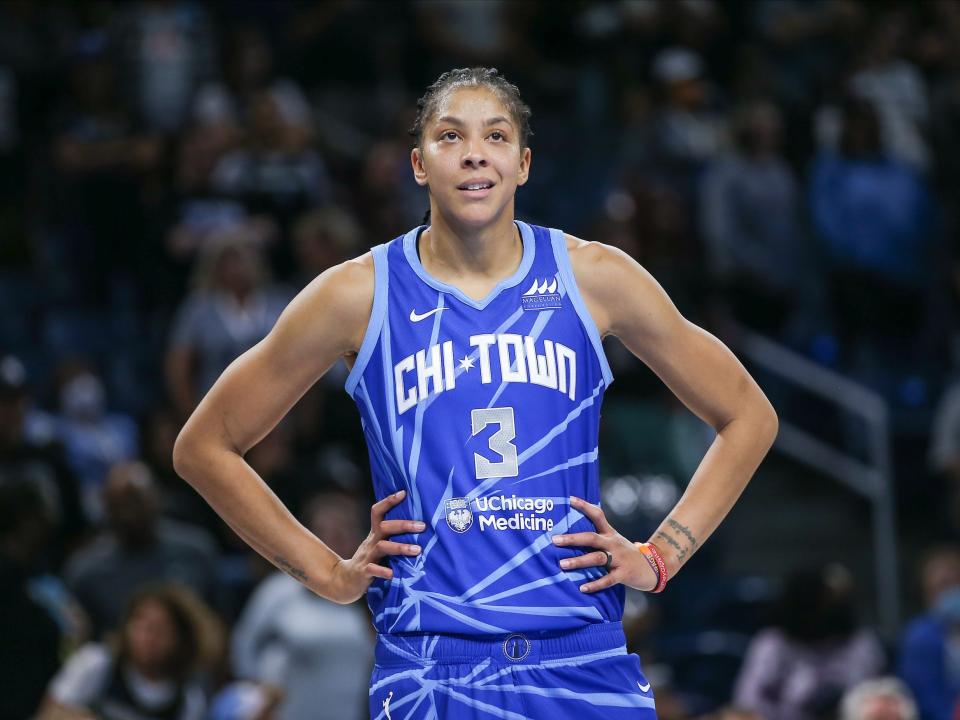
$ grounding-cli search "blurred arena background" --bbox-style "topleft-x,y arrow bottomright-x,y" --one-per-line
1,1 -> 959,719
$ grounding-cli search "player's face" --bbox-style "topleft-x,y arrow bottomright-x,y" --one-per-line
412,86 -> 531,229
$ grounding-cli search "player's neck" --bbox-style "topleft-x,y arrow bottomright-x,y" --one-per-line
420,208 -> 521,282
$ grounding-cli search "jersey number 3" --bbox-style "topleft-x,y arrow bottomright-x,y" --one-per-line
471,407 -> 519,479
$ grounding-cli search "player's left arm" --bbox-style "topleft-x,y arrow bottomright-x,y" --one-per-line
553,237 -> 779,592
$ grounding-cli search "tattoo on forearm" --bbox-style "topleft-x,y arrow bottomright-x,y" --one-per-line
273,555 -> 308,583
655,517 -> 699,563
655,530 -> 683,553
666,518 -> 698,550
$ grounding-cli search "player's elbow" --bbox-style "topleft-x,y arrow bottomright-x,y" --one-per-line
729,379 -> 779,452
172,426 -> 200,482
756,396 -> 779,451
173,410 -> 244,489
172,421 -> 217,485
721,375 -> 779,449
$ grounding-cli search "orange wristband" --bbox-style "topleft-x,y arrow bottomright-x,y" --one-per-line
636,541 -> 668,593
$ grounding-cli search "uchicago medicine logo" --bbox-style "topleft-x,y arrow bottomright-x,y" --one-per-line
445,497 -> 473,533
444,495 -> 556,534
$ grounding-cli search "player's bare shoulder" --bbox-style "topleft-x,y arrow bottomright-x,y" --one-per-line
564,233 -> 636,338
331,251 -> 376,356
273,251 -> 375,365
565,232 -> 682,345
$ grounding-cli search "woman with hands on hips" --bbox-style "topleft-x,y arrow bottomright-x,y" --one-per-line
173,67 -> 777,719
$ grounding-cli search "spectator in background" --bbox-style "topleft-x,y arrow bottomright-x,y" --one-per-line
849,12 -> 930,172
898,546 -> 960,720
166,228 -> 291,421
168,23 -> 313,268
0,479 -> 62,720
231,490 -> 374,720
113,0 -> 215,135
192,24 -> 313,151
749,0 -> 866,113
616,45 -> 726,295
291,206 -> 366,288
644,46 -> 726,182
40,583 -> 223,720
55,367 -> 139,523
0,355 -> 87,568
355,137 -> 427,243
51,31 -> 163,306
700,99 -> 804,336
64,462 -> 218,638
734,564 -> 885,720
841,678 -> 919,720
209,87 -> 328,232
0,472 -> 90,704
809,97 -> 934,363
413,0 -> 523,69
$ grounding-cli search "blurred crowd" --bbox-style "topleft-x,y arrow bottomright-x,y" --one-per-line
3,1 -> 960,719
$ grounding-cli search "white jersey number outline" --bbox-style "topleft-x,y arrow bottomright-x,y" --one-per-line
471,407 -> 519,479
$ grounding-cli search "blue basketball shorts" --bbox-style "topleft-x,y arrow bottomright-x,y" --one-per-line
368,622 -> 657,719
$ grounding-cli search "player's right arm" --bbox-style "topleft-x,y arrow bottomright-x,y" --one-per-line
172,255 -> 423,604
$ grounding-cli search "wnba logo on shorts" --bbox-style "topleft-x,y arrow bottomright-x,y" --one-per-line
445,497 -> 473,533
503,633 -> 532,661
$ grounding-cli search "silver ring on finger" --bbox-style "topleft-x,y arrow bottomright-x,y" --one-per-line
603,551 -> 613,572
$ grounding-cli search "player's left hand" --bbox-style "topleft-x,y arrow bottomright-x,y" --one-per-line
552,496 -> 658,593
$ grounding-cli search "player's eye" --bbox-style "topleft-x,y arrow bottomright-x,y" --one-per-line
489,131 -> 505,141
442,131 -> 459,141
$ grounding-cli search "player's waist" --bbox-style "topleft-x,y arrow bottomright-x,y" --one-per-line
374,621 -> 627,666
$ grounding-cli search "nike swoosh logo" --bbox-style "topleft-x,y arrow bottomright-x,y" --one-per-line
637,681 -> 651,692
410,307 -> 445,322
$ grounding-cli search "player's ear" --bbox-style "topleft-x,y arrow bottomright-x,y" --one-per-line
517,147 -> 532,187
411,147 -> 429,187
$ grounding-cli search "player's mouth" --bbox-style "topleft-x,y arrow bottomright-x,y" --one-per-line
457,178 -> 495,199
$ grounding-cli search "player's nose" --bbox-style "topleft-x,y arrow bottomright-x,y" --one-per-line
461,141 -> 488,168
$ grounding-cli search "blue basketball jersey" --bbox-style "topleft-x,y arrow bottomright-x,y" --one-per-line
345,220 -> 622,635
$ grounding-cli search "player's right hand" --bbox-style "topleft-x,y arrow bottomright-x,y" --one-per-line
325,489 -> 424,603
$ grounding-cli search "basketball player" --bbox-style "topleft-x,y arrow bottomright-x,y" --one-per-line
173,68 -> 778,718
